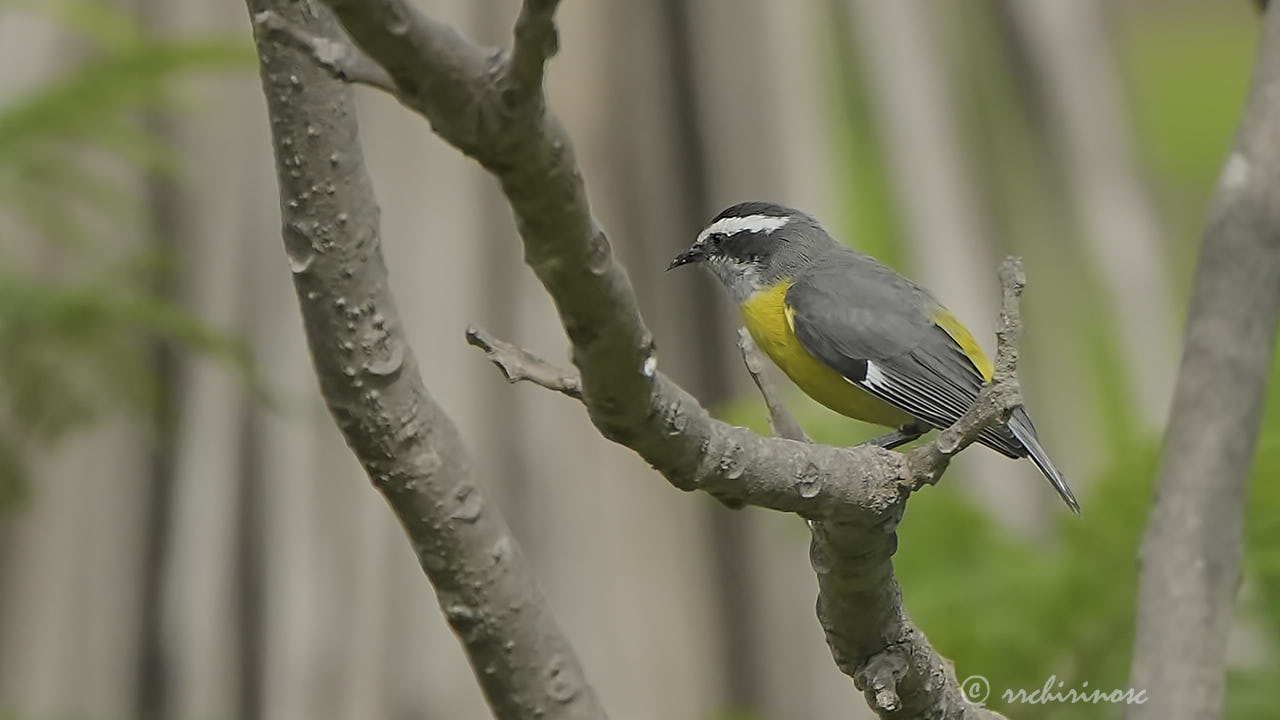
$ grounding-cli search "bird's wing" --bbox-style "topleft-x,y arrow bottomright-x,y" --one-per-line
784,263 -> 1021,455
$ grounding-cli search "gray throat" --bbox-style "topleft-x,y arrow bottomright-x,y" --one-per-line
705,256 -> 771,305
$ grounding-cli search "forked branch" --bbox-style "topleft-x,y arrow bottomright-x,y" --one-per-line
302,0 -> 1021,716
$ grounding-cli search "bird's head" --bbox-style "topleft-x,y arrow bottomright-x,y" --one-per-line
668,202 -> 834,303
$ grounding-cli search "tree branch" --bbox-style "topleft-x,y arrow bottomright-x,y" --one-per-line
252,10 -> 396,93
508,0 -> 560,106
467,267 -> 1023,720
735,298 -> 1015,719
1129,5 -> 1280,719
244,3 -> 606,719
317,0 -> 1020,715
808,260 -> 1021,720
906,258 -> 1024,488
466,326 -> 583,400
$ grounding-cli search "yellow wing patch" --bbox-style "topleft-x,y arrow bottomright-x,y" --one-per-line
930,307 -> 993,381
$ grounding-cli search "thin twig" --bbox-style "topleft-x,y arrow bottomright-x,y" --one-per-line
466,326 -> 583,399
905,256 -> 1025,489
736,328 -> 811,443
992,257 -> 1026,384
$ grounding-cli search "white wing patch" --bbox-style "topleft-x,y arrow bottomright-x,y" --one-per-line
842,360 -> 891,392
696,214 -> 791,245
864,360 -> 890,389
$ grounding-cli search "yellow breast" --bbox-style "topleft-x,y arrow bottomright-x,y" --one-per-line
741,281 -> 913,428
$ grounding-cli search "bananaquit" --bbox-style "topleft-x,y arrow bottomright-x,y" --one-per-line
669,201 -> 1080,513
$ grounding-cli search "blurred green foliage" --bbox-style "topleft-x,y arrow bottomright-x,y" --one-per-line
1119,1 -> 1259,299
0,0 -> 253,509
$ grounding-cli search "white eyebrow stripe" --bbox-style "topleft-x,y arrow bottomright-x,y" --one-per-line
696,214 -> 791,245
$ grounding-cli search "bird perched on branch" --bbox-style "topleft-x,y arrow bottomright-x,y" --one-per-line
669,201 -> 1080,513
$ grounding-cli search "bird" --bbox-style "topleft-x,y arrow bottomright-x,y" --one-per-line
668,201 -> 1080,513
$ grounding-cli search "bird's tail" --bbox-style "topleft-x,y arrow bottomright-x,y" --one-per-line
1008,409 -> 1080,514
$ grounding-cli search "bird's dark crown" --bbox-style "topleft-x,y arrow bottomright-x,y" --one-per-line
696,201 -> 810,264
709,201 -> 796,223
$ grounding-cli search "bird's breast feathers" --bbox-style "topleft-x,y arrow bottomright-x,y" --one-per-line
740,280 -> 913,427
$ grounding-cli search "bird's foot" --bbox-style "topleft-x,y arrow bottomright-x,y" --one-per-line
860,423 -> 929,451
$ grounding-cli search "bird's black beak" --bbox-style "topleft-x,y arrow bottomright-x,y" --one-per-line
667,246 -> 705,271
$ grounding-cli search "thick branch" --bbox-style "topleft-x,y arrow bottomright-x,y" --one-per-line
468,263 -> 1023,720
319,0 -> 498,159
508,0 -> 560,105
1129,5 -> 1280,719
244,3 -> 605,719
318,1 -> 1020,716
811,261 -> 1021,719
736,309 -> 1013,720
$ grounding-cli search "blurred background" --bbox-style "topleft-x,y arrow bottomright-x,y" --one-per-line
2,0 -> 1279,718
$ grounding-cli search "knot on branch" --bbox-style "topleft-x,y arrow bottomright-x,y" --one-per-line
854,647 -> 910,713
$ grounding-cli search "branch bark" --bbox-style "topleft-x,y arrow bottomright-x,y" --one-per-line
1129,6 -> 1280,719
305,0 -> 1023,716
244,3 -> 606,719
